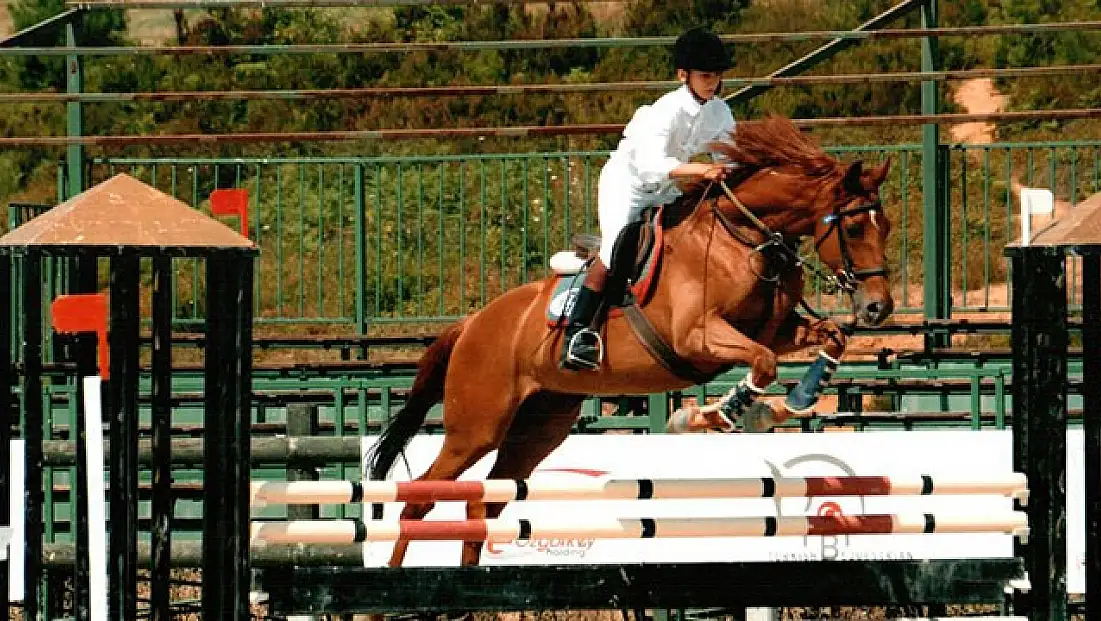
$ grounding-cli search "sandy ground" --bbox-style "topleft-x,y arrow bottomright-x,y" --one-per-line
1,5 -> 12,37
949,78 -> 1007,145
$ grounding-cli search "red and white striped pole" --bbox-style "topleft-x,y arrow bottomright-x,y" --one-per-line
249,512 -> 1030,545
250,473 -> 1029,506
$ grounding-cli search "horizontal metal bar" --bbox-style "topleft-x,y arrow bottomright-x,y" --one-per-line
41,435 -> 363,466
91,151 -> 614,164
7,21 -> 1101,56
952,140 -> 1101,149
4,109 -> 1099,147
70,0 -> 582,6
8,65 -> 1099,104
265,561 -> 1026,612
726,0 -> 920,105
88,144 -> 929,164
42,541 -> 366,567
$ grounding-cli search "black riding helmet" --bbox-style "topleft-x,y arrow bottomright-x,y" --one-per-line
673,27 -> 731,73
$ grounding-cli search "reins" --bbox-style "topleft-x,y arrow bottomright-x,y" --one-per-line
708,178 -> 887,328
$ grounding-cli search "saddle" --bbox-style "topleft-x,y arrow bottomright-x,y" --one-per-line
546,206 -> 726,384
545,208 -> 663,326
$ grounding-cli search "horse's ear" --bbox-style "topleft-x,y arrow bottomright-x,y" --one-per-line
865,159 -> 891,190
841,160 -> 864,195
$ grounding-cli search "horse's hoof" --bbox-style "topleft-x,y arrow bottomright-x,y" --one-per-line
667,407 -> 699,433
667,406 -> 735,433
742,401 -> 778,433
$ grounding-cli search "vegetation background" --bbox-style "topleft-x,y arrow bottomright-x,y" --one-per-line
1,0 -> 1099,209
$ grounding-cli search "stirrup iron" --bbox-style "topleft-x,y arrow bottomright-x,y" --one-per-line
564,327 -> 604,370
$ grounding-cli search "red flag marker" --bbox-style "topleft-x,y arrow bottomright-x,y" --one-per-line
211,188 -> 250,238
51,294 -> 109,380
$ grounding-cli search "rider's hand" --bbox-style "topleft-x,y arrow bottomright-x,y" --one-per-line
701,163 -> 731,182
669,161 -> 732,184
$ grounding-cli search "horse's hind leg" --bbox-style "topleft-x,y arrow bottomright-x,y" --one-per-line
387,386 -> 528,567
461,391 -> 585,565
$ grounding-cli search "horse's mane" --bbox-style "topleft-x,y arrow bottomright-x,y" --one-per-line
712,114 -> 839,177
663,114 -> 841,228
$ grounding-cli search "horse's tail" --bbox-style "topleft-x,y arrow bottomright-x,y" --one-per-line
365,317 -> 467,512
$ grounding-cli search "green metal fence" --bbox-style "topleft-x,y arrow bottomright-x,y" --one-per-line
947,141 -> 1101,311
78,139 -> 1101,330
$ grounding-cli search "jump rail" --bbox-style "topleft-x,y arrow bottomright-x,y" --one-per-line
250,474 -> 1030,506
249,513 -> 1031,545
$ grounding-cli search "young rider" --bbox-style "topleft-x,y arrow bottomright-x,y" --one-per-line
561,26 -> 737,370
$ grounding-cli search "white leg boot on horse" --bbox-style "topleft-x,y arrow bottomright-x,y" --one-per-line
664,311 -> 780,433
667,313 -> 848,433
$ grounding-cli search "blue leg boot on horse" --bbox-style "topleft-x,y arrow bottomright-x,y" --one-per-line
742,350 -> 840,433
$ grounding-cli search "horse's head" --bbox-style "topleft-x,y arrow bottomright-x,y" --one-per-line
704,115 -> 896,327
809,159 -> 894,326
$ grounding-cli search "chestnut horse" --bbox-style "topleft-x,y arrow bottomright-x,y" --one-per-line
366,115 -> 895,567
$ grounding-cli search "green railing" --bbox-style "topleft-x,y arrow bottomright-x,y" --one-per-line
73,140 -> 1101,329
947,141 -> 1101,311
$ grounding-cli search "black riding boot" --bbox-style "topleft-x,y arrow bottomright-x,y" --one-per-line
560,285 -> 605,371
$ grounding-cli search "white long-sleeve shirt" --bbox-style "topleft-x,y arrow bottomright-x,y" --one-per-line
607,85 -> 736,205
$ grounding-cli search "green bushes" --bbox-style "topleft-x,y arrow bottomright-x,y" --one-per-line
2,0 -> 1099,215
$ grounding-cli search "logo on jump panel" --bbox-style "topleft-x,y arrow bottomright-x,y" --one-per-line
484,467 -> 605,559
765,454 -> 914,562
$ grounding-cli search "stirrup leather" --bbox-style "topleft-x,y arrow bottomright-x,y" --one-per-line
565,327 -> 604,370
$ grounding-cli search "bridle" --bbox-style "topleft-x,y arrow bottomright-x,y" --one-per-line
812,198 -> 889,292
710,179 -> 888,316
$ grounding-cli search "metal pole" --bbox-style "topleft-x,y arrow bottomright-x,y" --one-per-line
21,255 -> 44,621
1010,248 -> 1068,621
354,164 -> 367,338
921,0 -> 949,348
65,15 -> 84,200
202,255 -> 230,619
107,253 -> 140,621
11,64 -> 1101,104
72,336 -> 94,621
202,252 -> 253,621
233,258 -> 254,620
0,253 -> 11,621
71,250 -> 98,621
1082,254 -> 1101,619
150,256 -> 173,621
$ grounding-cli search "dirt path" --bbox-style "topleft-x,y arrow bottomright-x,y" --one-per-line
949,78 -> 1006,145
1,6 -> 12,37
951,77 -> 1073,219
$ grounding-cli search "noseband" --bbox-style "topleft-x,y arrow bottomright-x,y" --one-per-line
813,200 -> 889,293
713,180 -> 888,297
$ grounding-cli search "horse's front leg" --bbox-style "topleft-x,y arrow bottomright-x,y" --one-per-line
741,313 -> 848,433
664,312 -> 780,433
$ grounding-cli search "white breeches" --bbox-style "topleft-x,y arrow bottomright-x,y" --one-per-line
596,159 -> 669,266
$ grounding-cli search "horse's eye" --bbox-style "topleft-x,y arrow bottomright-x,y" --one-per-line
846,223 -> 862,236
